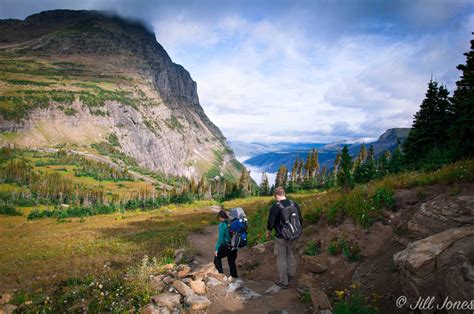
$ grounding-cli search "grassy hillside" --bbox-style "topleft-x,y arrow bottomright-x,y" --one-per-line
1,153 -> 472,311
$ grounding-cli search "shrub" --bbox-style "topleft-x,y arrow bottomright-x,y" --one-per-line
304,207 -> 323,224
333,283 -> 379,314
372,187 -> 395,210
304,240 -> 321,256
0,204 -> 22,216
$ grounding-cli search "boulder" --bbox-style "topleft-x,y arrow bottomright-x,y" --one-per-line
177,264 -> 191,278
407,195 -> 474,238
174,249 -> 185,264
302,255 -> 329,274
189,280 -> 206,295
172,280 -> 194,297
151,293 -> 181,310
185,295 -> 212,311
142,304 -> 170,314
0,294 -> 12,305
310,288 -> 332,312
393,227 -> 474,305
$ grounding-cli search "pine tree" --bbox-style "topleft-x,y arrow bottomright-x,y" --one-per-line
403,79 -> 451,166
260,172 -> 270,196
333,149 -> 341,179
304,151 -> 312,179
450,35 -> 474,158
238,168 -> 251,197
389,140 -> 403,173
310,149 -> 320,183
275,165 -> 288,188
337,145 -> 354,191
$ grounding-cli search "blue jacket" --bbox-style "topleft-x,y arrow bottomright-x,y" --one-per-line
215,220 -> 231,251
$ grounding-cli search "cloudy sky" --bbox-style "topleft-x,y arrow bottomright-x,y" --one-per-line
1,0 -> 473,143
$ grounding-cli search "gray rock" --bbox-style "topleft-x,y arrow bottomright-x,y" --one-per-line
0,304 -> 17,314
142,304 -> 170,314
206,276 -> 224,288
394,227 -> 474,305
302,255 -> 329,274
151,293 -> 181,310
171,280 -> 194,297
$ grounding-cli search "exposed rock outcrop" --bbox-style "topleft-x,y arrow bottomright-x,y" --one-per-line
393,227 -> 474,310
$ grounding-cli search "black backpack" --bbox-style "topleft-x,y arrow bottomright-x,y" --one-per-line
277,201 -> 302,241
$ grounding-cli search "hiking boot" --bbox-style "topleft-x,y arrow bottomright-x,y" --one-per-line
287,275 -> 294,283
274,281 -> 288,289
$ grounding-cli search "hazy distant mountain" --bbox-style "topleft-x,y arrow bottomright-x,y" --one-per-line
242,128 -> 411,173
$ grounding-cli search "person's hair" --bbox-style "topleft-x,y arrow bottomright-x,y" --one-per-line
274,187 -> 286,197
217,210 -> 228,219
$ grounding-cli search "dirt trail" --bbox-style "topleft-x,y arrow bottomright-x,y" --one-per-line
188,226 -> 311,313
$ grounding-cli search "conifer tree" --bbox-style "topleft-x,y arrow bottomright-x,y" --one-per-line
450,35 -> 474,158
304,151 -> 312,179
389,140 -> 403,173
333,149 -> 341,179
337,145 -> 354,190
275,165 -> 288,188
260,172 -> 270,196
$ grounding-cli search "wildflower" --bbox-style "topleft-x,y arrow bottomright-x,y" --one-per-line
99,284 -> 103,289
335,290 -> 345,299
25,301 -> 32,305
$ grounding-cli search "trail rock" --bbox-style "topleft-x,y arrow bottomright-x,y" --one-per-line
0,294 -> 12,305
185,295 -> 211,311
393,227 -> 474,305
237,286 -> 262,300
142,304 -> 170,314
193,263 -> 217,281
252,243 -> 266,254
226,279 -> 244,293
150,276 -> 166,292
177,265 -> 191,278
208,272 -> 226,281
189,280 -> 206,295
172,280 -> 194,297
310,288 -> 332,312
302,255 -> 329,274
264,284 -> 283,295
163,264 -> 176,271
297,273 -> 315,292
174,249 -> 185,264
206,277 -> 224,288
151,293 -> 181,310
0,304 -> 17,314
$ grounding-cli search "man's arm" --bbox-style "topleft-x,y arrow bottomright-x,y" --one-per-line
296,202 -> 303,226
267,204 -> 278,231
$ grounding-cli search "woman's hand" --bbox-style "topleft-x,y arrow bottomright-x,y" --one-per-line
215,251 -> 218,257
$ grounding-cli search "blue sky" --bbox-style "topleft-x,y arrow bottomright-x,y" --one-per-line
1,0 -> 473,143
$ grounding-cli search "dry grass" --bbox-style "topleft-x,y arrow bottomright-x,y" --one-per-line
0,201 -> 216,292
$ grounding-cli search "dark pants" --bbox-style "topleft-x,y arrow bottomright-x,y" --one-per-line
214,245 -> 238,278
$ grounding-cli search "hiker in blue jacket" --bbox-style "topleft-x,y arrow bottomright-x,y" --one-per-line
214,210 -> 238,278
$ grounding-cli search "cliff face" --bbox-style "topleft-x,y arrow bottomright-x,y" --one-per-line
0,10 -> 241,180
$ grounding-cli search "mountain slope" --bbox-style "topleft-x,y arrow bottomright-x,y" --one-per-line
0,10 -> 241,181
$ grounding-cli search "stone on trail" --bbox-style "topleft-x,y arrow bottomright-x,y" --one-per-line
206,276 -> 224,288
163,263 -> 176,271
225,278 -> 244,293
151,293 -> 181,309
189,280 -> 206,295
264,284 -> 283,295
172,280 -> 195,297
252,243 -> 266,254
302,255 -> 329,274
142,304 -> 170,314
185,295 -> 212,311
193,262 -> 218,281
177,264 -> 191,278
310,288 -> 332,312
150,276 -> 166,292
236,286 -> 262,300
174,249 -> 184,264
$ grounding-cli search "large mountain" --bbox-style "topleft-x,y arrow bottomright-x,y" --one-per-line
0,10 -> 242,180
243,128 -> 411,173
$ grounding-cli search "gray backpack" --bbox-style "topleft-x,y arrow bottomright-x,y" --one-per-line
277,201 -> 302,241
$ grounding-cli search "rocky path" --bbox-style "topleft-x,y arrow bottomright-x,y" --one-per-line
187,225 -> 311,313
